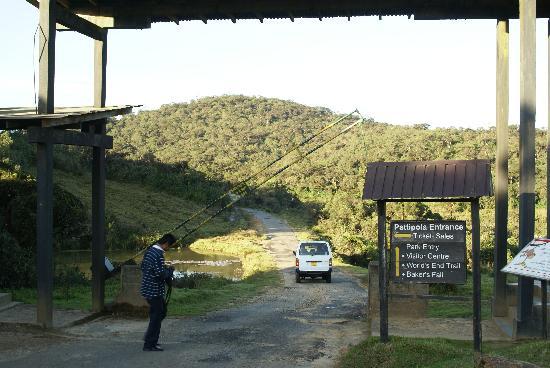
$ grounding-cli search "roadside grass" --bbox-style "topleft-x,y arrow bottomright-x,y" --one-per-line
282,205 -> 497,319
337,336 -> 550,368
5,172 -> 279,315
334,259 -> 369,286
6,278 -> 121,311
54,170 -> 239,244
428,272 -> 493,319
167,230 -> 281,316
5,230 -> 280,316
278,207 -> 320,241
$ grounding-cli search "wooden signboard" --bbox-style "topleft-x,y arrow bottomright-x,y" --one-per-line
502,238 -> 550,281
390,220 -> 467,284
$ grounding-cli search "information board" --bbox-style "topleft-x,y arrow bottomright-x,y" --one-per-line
502,238 -> 550,281
390,220 -> 467,283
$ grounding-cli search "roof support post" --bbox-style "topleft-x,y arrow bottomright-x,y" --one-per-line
91,31 -> 107,313
517,0 -> 536,335
493,19 -> 509,318
36,0 -> 56,328
38,0 -> 56,114
36,142 -> 53,328
377,200 -> 389,343
94,30 -> 107,107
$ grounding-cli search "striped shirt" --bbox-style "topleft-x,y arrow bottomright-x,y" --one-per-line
140,245 -> 172,299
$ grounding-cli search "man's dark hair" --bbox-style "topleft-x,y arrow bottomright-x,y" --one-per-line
157,233 -> 176,246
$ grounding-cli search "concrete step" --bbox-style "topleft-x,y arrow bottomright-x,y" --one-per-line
533,300 -> 550,320
0,293 -> 11,307
0,301 -> 21,313
493,317 -> 515,338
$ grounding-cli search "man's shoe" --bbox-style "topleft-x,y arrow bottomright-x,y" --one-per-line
143,346 -> 164,352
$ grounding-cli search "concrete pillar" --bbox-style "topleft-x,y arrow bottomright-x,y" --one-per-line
517,0 -> 536,333
494,19 -> 509,318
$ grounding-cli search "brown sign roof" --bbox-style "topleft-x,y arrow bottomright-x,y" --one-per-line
363,160 -> 492,200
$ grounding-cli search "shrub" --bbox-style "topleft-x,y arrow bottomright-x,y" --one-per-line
54,264 -> 88,300
0,230 -> 36,288
0,177 -> 88,251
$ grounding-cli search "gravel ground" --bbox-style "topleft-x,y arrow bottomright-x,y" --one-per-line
0,209 -> 369,368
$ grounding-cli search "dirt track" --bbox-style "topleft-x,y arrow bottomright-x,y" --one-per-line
0,209 -> 369,368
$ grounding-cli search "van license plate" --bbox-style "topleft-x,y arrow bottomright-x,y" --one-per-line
311,262 -> 317,266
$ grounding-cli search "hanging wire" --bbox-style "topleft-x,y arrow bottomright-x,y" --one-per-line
33,25 -> 39,114
124,112 -> 364,263
169,109 -> 358,233
33,24 -> 48,114
173,116 -> 365,246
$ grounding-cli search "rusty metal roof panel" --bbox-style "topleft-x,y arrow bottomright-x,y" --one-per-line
363,160 -> 492,200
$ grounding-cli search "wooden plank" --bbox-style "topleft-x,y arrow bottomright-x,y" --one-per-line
392,164 -> 406,198
411,164 -> 426,198
432,163 -> 445,197
454,163 -> 466,197
443,163 -> 457,197
401,165 -> 415,198
423,164 -> 436,197
463,161 -> 476,197
382,165 -> 396,199
41,106 -> 133,127
38,0 -> 56,114
372,165 -> 387,200
0,105 -> 134,118
475,161 -> 488,198
363,165 -> 377,199
0,106 -> 134,130
27,0 -> 105,40
27,127 -> 113,148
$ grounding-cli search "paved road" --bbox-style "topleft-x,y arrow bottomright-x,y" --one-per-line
0,209 -> 368,368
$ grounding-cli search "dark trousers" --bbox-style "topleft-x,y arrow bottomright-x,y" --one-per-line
143,296 -> 166,348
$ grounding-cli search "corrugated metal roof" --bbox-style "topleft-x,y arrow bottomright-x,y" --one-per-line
49,1 -> 550,24
363,160 -> 492,200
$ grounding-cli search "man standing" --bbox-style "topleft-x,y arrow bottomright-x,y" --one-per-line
140,233 -> 176,352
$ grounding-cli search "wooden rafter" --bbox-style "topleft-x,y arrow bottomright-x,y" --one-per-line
26,0 -> 105,40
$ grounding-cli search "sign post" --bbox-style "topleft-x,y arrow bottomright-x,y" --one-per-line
363,160 -> 492,353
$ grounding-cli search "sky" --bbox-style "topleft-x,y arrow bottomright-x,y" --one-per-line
1,1 -> 550,129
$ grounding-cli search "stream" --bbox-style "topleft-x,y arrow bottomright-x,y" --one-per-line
57,248 -> 243,280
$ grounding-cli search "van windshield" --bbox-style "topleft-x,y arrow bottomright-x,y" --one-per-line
299,243 -> 329,256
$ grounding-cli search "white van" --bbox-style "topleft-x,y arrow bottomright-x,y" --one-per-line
293,241 -> 332,283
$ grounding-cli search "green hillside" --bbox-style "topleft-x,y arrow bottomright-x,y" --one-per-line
109,95 -> 548,265
2,95 -> 548,270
